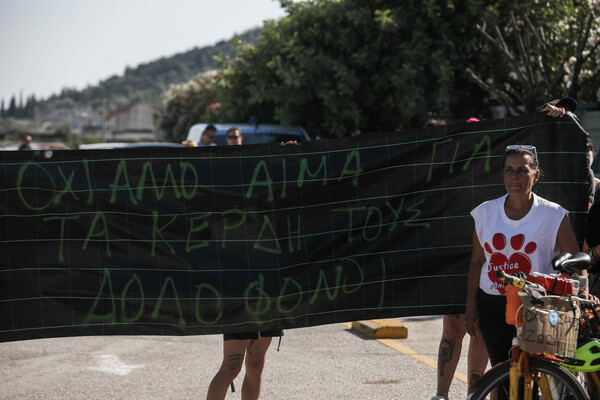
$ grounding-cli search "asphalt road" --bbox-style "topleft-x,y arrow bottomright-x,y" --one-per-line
0,316 -> 472,400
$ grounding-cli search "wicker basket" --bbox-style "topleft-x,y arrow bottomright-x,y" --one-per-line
520,295 -> 579,358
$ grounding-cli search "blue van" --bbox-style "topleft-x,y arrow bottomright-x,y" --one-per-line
186,123 -> 310,146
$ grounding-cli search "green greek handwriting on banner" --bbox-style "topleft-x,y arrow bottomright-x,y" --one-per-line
0,113 -> 590,342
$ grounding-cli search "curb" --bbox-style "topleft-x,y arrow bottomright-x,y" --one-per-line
350,319 -> 408,339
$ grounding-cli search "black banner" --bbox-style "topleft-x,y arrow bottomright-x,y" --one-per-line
0,113 -> 590,342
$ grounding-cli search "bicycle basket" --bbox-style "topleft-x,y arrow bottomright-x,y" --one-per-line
520,295 -> 580,358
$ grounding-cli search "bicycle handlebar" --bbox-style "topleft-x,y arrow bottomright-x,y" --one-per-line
497,270 -> 598,308
496,270 -> 526,289
572,296 -> 598,308
496,270 -> 548,299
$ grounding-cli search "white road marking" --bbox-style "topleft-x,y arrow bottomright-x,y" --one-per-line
88,354 -> 144,376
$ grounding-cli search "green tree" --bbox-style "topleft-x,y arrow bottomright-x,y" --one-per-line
24,95 -> 37,119
466,0 -> 600,114
212,0 -> 489,137
7,96 -> 17,118
160,71 -> 221,142
163,1 -> 600,138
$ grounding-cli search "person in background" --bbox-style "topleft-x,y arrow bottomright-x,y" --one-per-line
582,139 -> 600,298
584,201 -> 600,297
18,135 -> 33,150
432,315 -> 488,400
584,199 -> 600,300
181,140 -> 197,147
199,124 -> 218,147
544,96 -> 599,298
226,127 -> 243,145
542,97 -> 596,208
431,117 -> 488,400
207,131 -> 293,400
424,118 -> 446,128
587,139 -> 600,204
542,96 -> 578,118
206,330 -> 282,400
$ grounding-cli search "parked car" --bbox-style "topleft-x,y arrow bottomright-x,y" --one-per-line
186,123 -> 310,146
36,143 -> 70,150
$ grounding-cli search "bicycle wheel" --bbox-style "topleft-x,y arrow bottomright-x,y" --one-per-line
577,371 -> 600,399
470,358 -> 590,400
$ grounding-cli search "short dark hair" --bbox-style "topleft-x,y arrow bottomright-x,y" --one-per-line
587,138 -> 595,154
204,124 -> 217,133
226,126 -> 241,135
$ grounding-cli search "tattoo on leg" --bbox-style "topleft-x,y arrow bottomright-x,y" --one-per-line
438,339 -> 456,378
228,353 -> 244,370
247,340 -> 255,355
468,369 -> 483,389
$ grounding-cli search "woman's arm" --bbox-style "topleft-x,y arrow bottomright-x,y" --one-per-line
555,215 -> 598,302
556,215 -> 586,277
556,215 -> 580,255
582,239 -> 600,266
465,229 -> 486,337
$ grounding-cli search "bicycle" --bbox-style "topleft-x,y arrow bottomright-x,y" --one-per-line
557,268 -> 600,400
470,252 -> 600,400
533,252 -> 600,399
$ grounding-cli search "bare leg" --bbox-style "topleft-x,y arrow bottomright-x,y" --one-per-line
467,331 -> 488,395
241,337 -> 272,400
206,339 -> 249,400
435,315 -> 466,399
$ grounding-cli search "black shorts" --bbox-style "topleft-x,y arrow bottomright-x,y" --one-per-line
223,329 -> 284,341
477,289 -> 515,367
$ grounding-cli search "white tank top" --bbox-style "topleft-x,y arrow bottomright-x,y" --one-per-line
471,193 -> 567,296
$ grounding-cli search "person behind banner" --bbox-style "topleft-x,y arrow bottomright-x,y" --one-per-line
207,133 -> 294,400
431,117 -> 488,400
542,97 -> 596,209
18,135 -> 33,150
226,126 -> 243,145
542,96 -> 578,118
542,96 -> 581,129
432,315 -> 487,400
424,118 -> 446,128
587,138 -> 600,205
181,139 -> 197,147
464,145 -> 587,382
583,200 -> 600,298
199,124 -> 218,147
206,330 -> 283,400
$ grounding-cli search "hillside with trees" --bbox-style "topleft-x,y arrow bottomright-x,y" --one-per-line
20,28 -> 261,117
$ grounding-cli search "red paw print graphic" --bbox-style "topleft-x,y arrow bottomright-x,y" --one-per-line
484,233 -> 537,294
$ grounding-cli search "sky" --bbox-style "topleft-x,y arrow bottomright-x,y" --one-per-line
0,0 -> 288,104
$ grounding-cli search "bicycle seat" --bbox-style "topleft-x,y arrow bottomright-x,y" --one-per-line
552,252 -> 591,274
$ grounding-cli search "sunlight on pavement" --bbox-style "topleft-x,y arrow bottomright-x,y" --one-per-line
88,354 -> 145,376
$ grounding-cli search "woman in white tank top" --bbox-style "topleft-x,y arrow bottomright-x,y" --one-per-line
463,145 -> 583,368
